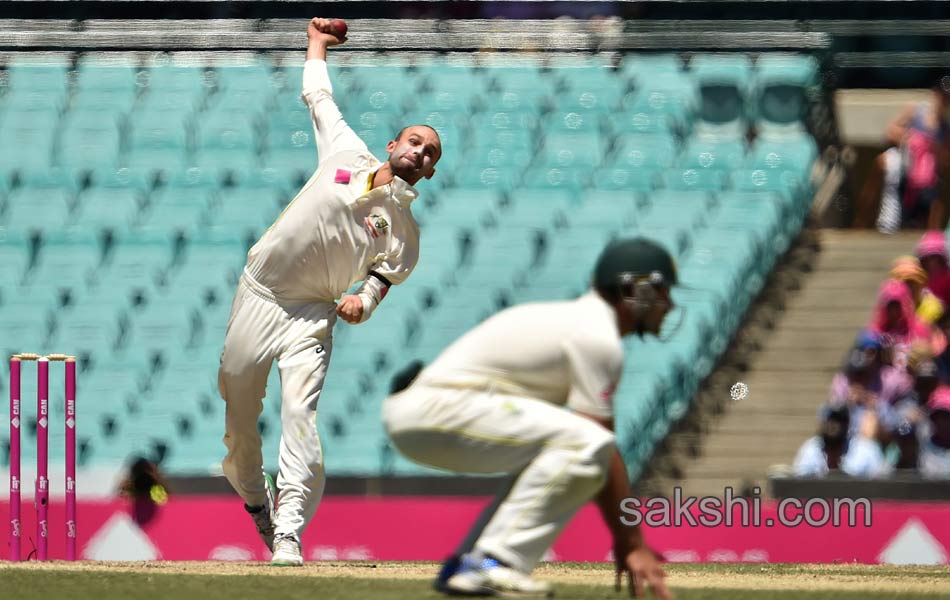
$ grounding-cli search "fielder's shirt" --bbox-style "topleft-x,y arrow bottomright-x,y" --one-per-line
418,291 -> 624,419
244,59 -> 420,321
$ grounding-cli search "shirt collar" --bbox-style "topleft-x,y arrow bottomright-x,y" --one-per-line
579,289 -> 621,339
366,166 -> 419,206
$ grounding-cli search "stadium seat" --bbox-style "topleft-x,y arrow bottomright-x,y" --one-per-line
640,190 -> 715,232
56,121 -> 123,173
689,54 -> 754,135
589,166 -> 660,192
677,136 -> 747,171
3,170 -> 76,233
6,62 -> 69,94
572,190 -> 641,232
520,165 -> 590,194
745,133 -> 818,178
662,168 -> 728,192
753,53 -> 819,133
124,114 -> 192,175
607,133 -> 679,170
0,121 -> 57,171
73,169 -> 150,233
191,119 -> 259,175
74,65 -> 141,95
619,53 -> 684,81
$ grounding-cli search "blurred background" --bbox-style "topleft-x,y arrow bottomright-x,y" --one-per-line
0,0 -> 949,563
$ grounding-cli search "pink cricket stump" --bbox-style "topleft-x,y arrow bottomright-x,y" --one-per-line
36,357 -> 49,561
65,358 -> 77,561
9,357 -> 21,562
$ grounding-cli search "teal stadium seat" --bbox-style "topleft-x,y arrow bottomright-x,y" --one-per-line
191,117 -> 259,175
753,53 -> 819,133
745,132 -> 818,179
0,241 -> 31,286
3,170 -> 76,233
56,120 -> 123,173
0,120 -> 57,171
619,71 -> 694,136
27,238 -> 101,291
607,133 -> 678,170
619,53 -> 684,82
468,111 -> 538,173
143,66 -> 213,103
589,166 -> 660,192
521,164 -> 590,193
99,237 -> 175,294
74,64 -> 141,95
677,136 -> 747,171
124,113 -> 191,175
6,61 -> 70,94
689,54 -> 754,135
555,67 -> 625,114
483,67 -> 556,113
640,190 -> 715,232
73,169 -> 150,233
662,167 -> 728,192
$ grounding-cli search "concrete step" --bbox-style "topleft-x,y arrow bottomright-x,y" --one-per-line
677,229 -> 902,493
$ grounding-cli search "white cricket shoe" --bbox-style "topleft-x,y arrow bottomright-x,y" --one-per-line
444,555 -> 552,597
271,533 -> 303,567
244,472 -> 277,552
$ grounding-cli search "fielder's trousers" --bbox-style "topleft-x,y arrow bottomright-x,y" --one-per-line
219,272 -> 336,540
383,382 -> 615,573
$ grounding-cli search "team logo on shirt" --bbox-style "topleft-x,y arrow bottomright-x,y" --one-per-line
364,214 -> 390,238
600,382 -> 617,404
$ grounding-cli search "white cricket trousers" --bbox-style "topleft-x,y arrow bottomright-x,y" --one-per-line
382,382 -> 616,573
219,272 -> 336,539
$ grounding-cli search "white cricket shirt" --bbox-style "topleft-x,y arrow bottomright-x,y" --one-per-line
244,59 -> 420,320
418,291 -> 624,419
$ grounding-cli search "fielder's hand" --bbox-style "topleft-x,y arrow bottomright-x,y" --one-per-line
308,18 -> 347,46
337,295 -> 364,323
615,546 -> 672,599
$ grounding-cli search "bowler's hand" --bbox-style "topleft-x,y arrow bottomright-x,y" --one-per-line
337,295 -> 364,323
308,18 -> 347,46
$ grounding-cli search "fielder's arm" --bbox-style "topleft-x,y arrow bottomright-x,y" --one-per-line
303,18 -> 367,163
581,413 -> 672,599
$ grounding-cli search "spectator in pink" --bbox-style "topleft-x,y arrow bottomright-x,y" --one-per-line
857,76 -> 950,232
915,230 -> 950,308
868,279 -> 935,356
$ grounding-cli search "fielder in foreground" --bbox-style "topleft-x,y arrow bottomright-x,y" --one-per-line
218,17 -> 442,566
383,237 -> 675,598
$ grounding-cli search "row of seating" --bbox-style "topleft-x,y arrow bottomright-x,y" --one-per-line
0,52 -> 821,478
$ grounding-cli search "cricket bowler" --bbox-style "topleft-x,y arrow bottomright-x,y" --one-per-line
218,17 -> 442,566
383,237 -> 675,597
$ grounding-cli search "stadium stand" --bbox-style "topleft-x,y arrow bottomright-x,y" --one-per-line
0,44 -> 825,481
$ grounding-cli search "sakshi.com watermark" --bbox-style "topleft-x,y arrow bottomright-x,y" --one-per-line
620,487 -> 873,528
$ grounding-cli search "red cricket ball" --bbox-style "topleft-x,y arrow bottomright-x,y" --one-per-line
330,19 -> 348,39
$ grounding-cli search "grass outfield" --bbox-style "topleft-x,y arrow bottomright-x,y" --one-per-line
2,561 -> 947,599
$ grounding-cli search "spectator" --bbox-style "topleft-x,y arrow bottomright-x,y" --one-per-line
890,255 -> 944,324
793,405 -> 887,478
920,386 -> 950,478
915,230 -> 950,308
858,76 -> 950,232
830,330 -> 911,406
881,399 -> 924,471
868,279 -> 939,366
935,312 -> 950,382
